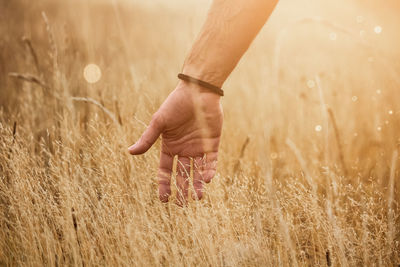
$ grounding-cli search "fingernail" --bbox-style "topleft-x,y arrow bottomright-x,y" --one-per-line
128,143 -> 137,152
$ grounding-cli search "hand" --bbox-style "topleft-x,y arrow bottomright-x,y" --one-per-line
128,81 -> 223,205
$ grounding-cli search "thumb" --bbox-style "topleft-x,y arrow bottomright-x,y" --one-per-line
128,114 -> 164,155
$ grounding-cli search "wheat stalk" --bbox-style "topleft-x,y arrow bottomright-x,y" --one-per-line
71,97 -> 120,125
387,150 -> 398,255
327,108 -> 348,176
22,37 -> 41,76
41,11 -> 59,73
8,72 -> 48,90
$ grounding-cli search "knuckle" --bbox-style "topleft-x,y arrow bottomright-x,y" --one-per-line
158,179 -> 170,186
142,137 -> 153,147
158,168 -> 171,179
193,179 -> 203,187
151,113 -> 164,129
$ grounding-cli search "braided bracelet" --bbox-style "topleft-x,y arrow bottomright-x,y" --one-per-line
178,73 -> 224,96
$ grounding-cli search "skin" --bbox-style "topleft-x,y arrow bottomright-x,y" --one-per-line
129,0 -> 279,205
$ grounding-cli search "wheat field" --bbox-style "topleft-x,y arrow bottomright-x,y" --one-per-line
0,0 -> 399,266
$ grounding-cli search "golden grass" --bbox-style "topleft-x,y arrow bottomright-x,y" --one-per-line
0,0 -> 399,266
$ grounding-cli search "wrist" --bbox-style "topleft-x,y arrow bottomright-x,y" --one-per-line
176,80 -> 221,104
181,65 -> 226,89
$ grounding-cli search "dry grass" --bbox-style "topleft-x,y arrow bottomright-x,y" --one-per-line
1,0 -> 399,266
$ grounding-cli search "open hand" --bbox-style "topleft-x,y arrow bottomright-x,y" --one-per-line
128,81 -> 223,205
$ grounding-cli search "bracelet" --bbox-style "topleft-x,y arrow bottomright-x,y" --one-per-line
178,73 -> 224,96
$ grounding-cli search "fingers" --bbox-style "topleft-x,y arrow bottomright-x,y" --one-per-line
192,157 -> 204,200
192,153 -> 218,200
128,114 -> 164,155
158,151 -> 173,202
158,153 -> 217,204
176,156 -> 190,206
203,152 -> 218,183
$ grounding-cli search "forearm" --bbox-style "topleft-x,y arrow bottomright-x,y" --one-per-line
182,0 -> 278,87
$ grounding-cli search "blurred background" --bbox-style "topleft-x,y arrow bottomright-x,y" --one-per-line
0,0 -> 399,265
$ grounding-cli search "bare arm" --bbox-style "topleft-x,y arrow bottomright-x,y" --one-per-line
129,0 -> 278,205
183,0 -> 278,87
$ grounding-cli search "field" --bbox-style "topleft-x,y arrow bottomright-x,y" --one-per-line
1,0 -> 399,266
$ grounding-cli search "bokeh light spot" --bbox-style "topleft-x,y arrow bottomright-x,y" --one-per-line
388,110 -> 393,115
376,89 -> 381,94
374,25 -> 382,34
351,96 -> 358,102
307,80 -> 315,88
84,64 -> 102,84
315,125 -> 322,132
329,32 -> 337,41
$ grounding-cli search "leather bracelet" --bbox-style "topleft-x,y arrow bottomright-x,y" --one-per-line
178,73 -> 224,96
